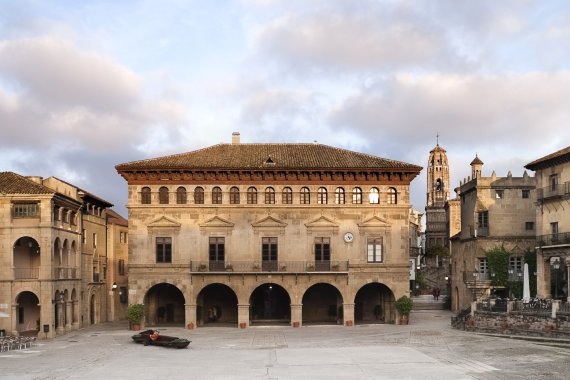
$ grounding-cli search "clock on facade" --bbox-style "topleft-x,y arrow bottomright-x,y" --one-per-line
343,232 -> 354,243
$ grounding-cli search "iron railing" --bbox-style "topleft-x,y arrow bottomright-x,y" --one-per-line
536,232 -> 570,247
191,260 -> 349,273
477,298 -> 508,312
512,299 -> 552,315
558,302 -> 570,315
14,267 -> 40,279
463,272 -> 491,282
537,183 -> 570,201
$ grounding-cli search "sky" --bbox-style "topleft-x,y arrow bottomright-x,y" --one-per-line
1,0 -> 569,219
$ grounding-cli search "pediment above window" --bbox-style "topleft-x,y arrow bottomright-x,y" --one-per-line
251,215 -> 287,235
199,215 -> 234,234
357,215 -> 391,234
146,216 -> 181,233
305,215 -> 339,235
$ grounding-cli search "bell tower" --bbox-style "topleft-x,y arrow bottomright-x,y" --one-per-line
426,141 -> 450,207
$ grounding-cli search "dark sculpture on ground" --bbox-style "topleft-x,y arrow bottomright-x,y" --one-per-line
131,329 -> 191,349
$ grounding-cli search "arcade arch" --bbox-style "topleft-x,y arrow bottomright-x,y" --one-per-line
144,283 -> 185,326
196,283 -> 238,326
250,283 -> 290,325
302,283 -> 343,325
15,291 -> 40,335
354,283 -> 395,324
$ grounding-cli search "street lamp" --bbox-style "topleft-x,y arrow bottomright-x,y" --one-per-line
472,271 -> 479,301
112,282 -> 118,291
553,259 -> 561,299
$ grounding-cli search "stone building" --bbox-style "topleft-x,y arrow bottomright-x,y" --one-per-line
115,135 -> 422,328
0,172 -> 113,338
450,158 -> 536,311
106,209 -> 129,321
525,146 -> 570,301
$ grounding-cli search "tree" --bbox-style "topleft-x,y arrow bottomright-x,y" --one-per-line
486,245 -> 510,287
425,245 -> 448,257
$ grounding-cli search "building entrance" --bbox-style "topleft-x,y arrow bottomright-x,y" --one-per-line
197,283 -> 238,326
250,283 -> 290,324
354,283 -> 395,324
144,283 -> 185,326
302,283 -> 343,325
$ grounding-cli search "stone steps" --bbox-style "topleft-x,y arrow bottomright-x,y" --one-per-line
412,295 -> 446,310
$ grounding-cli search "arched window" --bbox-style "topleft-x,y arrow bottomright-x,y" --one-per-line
159,187 -> 169,204
300,187 -> 310,204
212,187 -> 222,204
265,187 -> 275,204
335,187 -> 345,204
436,178 -> 442,192
369,187 -> 379,204
176,187 -> 187,204
194,187 -> 204,204
141,187 -> 151,204
352,187 -> 362,204
282,187 -> 293,204
247,187 -> 257,204
317,187 -> 327,204
387,187 -> 397,205
230,187 -> 240,204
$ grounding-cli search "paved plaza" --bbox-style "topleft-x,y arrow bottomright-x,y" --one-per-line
1,310 -> 569,380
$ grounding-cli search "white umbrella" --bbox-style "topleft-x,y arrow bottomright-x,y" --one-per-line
523,263 -> 530,303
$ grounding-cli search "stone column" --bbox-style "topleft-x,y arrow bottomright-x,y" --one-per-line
11,304 -> 17,336
72,300 -> 80,330
238,304 -> 250,328
185,304 -> 197,329
290,304 -> 302,327
65,302 -> 72,331
536,253 -> 551,299
56,301 -> 65,335
343,303 -> 355,326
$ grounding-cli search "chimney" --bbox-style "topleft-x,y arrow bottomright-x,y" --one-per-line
232,132 -> 240,145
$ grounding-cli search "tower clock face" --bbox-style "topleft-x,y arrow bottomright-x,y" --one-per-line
344,232 -> 354,243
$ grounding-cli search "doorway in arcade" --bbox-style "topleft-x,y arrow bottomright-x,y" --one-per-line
144,283 -> 185,326
354,283 -> 395,324
250,283 -> 290,324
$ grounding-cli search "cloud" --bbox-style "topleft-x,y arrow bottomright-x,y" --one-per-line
254,2 -> 462,73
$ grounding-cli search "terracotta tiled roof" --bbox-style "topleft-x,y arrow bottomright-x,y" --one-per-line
116,143 -> 422,172
470,155 -> 483,165
107,209 -> 128,226
525,146 -> 570,170
429,144 -> 446,154
0,172 -> 54,195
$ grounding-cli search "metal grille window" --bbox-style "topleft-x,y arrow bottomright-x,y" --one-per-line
156,237 -> 172,263
317,187 -> 327,204
509,256 -> 523,272
14,203 -> 39,218
282,187 -> 293,204
118,259 -> 125,275
247,187 -> 257,204
352,187 -> 362,204
525,222 -> 534,230
479,258 -> 488,274
230,187 -> 240,204
176,187 -> 187,204
478,211 -> 488,228
159,186 -> 169,204
194,187 -> 204,204
141,187 -> 151,204
212,187 -> 222,204
300,187 -> 310,204
265,187 -> 275,204
369,187 -> 379,204
335,187 -> 345,204
367,237 -> 383,263
522,189 -> 529,199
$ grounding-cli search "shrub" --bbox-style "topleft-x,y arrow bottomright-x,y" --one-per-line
395,296 -> 413,316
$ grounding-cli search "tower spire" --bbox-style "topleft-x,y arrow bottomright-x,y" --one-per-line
436,132 -> 439,146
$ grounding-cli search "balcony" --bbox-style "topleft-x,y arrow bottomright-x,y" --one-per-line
537,232 -> 570,248
191,260 -> 349,273
537,183 -> 570,201
14,267 -> 40,280
53,267 -> 78,279
463,271 -> 491,284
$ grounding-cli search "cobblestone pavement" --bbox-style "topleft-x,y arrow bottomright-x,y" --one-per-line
1,310 -> 569,379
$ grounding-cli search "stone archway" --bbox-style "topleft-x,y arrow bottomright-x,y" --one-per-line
302,283 -> 343,325
15,291 -> 40,335
354,283 -> 395,324
144,283 -> 185,326
196,283 -> 238,327
249,283 -> 290,325
13,236 -> 40,280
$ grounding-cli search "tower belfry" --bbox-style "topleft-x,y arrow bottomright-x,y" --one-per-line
426,142 -> 450,207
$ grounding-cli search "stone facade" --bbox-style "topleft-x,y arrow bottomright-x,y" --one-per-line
450,159 -> 536,312
116,137 -> 421,328
0,172 -> 114,338
525,146 -> 570,301
106,210 -> 129,321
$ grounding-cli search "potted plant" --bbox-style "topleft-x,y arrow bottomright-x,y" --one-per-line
198,263 -> 207,271
225,264 -> 233,271
395,296 -> 413,325
126,303 -> 144,330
